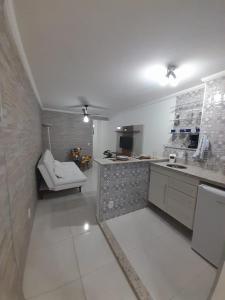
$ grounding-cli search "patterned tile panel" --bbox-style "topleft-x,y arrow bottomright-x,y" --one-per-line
97,162 -> 150,221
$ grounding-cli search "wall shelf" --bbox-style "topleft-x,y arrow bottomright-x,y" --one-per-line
164,145 -> 196,151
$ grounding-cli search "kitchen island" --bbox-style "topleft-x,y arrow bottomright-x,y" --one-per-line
95,157 -> 166,221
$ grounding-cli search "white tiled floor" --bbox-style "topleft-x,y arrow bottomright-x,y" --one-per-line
107,207 -> 217,300
23,164 -> 137,300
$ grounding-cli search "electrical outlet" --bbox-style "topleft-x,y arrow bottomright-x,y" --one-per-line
28,208 -> 31,219
108,201 -> 114,209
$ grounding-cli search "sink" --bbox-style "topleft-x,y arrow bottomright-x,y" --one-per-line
166,163 -> 187,169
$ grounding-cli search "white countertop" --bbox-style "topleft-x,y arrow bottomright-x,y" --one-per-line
94,157 -> 167,166
151,161 -> 225,189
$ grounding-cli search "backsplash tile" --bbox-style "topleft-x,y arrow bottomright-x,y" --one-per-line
201,76 -> 225,171
168,87 -> 204,149
164,76 -> 225,173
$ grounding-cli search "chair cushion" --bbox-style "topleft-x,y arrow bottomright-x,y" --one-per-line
54,160 -> 64,178
56,162 -> 87,185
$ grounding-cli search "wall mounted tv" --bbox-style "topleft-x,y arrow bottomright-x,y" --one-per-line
120,136 -> 133,150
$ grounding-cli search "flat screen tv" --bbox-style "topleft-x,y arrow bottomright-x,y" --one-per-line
120,136 -> 133,150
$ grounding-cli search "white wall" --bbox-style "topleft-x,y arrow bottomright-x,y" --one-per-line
93,120 -> 115,158
94,96 -> 176,158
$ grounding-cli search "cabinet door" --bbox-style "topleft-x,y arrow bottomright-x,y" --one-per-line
167,187 -> 196,229
149,171 -> 168,211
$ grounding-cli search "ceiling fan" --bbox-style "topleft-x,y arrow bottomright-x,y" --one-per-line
67,97 -> 109,122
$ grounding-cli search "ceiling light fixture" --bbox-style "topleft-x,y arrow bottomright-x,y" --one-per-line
82,104 -> 90,123
166,65 -> 178,87
83,115 -> 89,123
141,63 -> 195,87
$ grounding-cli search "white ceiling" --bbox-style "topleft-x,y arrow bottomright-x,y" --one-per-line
14,0 -> 225,113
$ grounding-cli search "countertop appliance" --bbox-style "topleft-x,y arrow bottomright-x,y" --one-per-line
192,184 -> 225,267
188,133 -> 199,149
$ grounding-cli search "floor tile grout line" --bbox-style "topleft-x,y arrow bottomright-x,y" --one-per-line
80,255 -> 117,280
25,279 -> 80,300
27,234 -> 72,254
72,237 -> 88,300
72,226 -> 117,278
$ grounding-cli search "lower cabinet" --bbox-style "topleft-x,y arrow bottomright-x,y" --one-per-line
167,187 -> 196,229
149,170 -> 168,211
149,168 -> 198,229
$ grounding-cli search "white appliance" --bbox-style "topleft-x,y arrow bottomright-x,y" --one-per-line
169,153 -> 176,163
192,184 -> 225,267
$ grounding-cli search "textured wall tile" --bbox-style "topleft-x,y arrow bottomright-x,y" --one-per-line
0,5 -> 42,300
168,88 -> 204,149
42,110 -> 93,161
201,77 -> 225,171
164,81 -> 225,172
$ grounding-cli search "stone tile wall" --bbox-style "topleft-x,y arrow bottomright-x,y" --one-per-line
0,3 -> 42,300
168,87 -> 204,149
201,76 -> 225,171
42,110 -> 93,161
165,79 -> 225,173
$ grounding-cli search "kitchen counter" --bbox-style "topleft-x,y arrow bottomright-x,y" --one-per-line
95,157 -> 167,165
151,161 -> 225,189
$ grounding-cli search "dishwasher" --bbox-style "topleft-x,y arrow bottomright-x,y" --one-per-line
192,184 -> 225,268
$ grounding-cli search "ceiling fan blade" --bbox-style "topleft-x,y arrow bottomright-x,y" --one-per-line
77,96 -> 108,110
67,104 -> 83,108
90,116 -> 109,121
88,105 -> 108,110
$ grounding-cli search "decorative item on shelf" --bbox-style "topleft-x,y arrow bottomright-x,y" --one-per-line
171,129 -> 176,134
70,147 -> 92,170
180,129 -> 185,133
80,155 -> 92,170
70,147 -> 82,166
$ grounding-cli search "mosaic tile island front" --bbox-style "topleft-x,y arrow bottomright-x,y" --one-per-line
95,158 -> 166,221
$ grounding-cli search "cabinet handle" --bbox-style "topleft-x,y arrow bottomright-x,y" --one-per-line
164,184 -> 167,203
